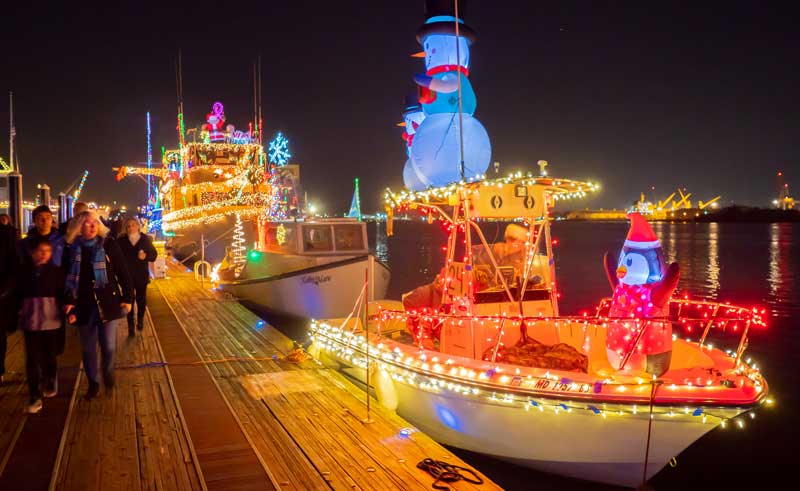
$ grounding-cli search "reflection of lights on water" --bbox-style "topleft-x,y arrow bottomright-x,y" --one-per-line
375,221 -> 390,264
706,222 -> 720,297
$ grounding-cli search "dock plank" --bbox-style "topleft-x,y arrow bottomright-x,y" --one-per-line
51,311 -> 204,491
155,266 -> 502,491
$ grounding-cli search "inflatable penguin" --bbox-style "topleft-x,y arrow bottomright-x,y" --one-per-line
403,0 -> 491,190
604,213 -> 680,376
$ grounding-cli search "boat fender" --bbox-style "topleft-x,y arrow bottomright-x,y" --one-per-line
369,363 -> 399,411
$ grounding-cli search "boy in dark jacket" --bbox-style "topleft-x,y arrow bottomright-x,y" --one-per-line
17,238 -> 70,413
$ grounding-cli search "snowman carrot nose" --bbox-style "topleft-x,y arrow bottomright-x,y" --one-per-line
411,51 -> 426,58
616,265 -> 627,278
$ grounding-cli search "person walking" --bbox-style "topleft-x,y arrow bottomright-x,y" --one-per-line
117,218 -> 157,336
0,218 -> 18,385
58,201 -> 89,238
63,210 -> 132,400
17,238 -> 67,413
19,205 -> 66,267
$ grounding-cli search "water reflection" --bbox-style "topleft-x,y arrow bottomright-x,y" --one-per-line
374,221 -> 390,264
768,223 -> 795,317
706,222 -> 720,298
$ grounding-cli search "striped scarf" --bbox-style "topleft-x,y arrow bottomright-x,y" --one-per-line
65,236 -> 108,299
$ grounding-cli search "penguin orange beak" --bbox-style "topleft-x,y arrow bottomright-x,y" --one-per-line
411,51 -> 426,58
616,265 -> 627,279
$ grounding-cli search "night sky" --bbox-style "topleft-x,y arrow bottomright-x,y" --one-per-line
1,1 -> 797,214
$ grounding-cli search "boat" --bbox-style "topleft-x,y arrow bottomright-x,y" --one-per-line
215,216 -> 390,320
115,101 -> 277,263
308,175 -> 771,488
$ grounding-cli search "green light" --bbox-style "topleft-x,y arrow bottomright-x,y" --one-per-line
248,250 -> 263,261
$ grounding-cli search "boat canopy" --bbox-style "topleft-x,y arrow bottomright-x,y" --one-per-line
384,175 -> 599,225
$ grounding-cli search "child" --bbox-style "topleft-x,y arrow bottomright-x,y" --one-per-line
17,237 -> 71,414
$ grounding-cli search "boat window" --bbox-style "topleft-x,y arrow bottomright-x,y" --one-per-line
334,225 -> 365,251
302,226 -> 333,252
264,224 -> 297,253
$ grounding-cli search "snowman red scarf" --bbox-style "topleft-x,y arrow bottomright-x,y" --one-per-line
603,213 -> 679,376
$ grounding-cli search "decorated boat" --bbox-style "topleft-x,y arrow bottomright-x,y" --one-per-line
308,175 -> 771,488
215,215 -> 390,320
114,103 -> 302,263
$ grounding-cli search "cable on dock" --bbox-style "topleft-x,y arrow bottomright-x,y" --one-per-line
416,457 -> 484,490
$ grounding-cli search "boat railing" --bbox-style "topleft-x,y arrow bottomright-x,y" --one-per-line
595,296 -> 767,366
376,297 -> 766,367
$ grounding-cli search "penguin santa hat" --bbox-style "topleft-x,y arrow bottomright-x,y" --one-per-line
623,212 -> 661,250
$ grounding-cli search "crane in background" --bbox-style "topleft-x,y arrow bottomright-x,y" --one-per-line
61,170 -> 89,200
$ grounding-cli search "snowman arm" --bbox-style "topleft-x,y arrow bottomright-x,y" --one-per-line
651,262 -> 680,307
603,251 -> 619,290
414,74 -> 459,94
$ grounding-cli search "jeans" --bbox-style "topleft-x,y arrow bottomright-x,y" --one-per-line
24,329 -> 60,399
77,306 -> 118,384
127,280 -> 148,327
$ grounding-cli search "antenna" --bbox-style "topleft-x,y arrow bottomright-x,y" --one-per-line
454,0 -> 465,181
176,50 -> 185,146
258,55 -> 263,145
9,91 -> 16,172
146,112 -> 152,204
252,59 -> 258,137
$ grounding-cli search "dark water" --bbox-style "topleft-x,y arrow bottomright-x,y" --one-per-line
367,220 -> 799,490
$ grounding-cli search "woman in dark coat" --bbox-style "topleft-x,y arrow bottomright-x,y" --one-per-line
63,211 -> 132,400
117,218 -> 157,337
0,220 -> 18,384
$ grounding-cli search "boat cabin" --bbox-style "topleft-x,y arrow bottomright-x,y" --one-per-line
385,176 -> 597,359
258,218 -> 370,257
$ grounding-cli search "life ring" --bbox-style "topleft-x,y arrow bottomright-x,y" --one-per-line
369,363 -> 399,411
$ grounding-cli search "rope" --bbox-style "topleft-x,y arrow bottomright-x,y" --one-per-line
641,380 -> 662,488
416,458 -> 484,491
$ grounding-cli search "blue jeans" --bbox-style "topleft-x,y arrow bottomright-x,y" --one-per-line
77,306 -> 118,384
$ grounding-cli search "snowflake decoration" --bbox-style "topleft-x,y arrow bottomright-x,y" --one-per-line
268,132 -> 291,166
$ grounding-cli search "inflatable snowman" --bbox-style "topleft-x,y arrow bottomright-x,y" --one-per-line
400,94 -> 428,191
404,0 -> 491,191
604,213 -> 680,376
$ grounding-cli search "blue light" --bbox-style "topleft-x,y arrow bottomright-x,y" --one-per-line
435,405 -> 460,430
693,408 -> 703,417
256,320 -> 265,329
268,132 -> 291,166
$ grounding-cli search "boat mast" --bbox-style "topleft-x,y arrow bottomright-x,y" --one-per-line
8,91 -> 14,172
258,55 -> 263,146
454,0 -> 465,181
176,50 -> 185,147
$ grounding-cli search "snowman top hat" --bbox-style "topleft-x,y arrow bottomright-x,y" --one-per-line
624,212 -> 661,249
417,0 -> 477,44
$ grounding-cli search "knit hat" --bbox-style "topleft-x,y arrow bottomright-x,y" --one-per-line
504,223 -> 528,242
624,212 -> 660,249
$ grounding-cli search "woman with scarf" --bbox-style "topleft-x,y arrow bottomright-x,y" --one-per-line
117,218 -> 157,337
63,211 -> 132,400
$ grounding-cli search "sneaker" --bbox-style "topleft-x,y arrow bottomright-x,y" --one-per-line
26,398 -> 43,414
103,371 -> 115,390
43,378 -> 58,398
84,381 -> 100,400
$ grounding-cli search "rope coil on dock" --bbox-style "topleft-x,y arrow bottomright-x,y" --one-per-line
416,457 -> 484,490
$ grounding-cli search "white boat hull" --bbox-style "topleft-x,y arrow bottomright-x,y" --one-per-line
332,362 -> 743,488
221,256 -> 390,319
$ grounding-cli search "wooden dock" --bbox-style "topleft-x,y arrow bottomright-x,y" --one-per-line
0,265 -> 503,491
